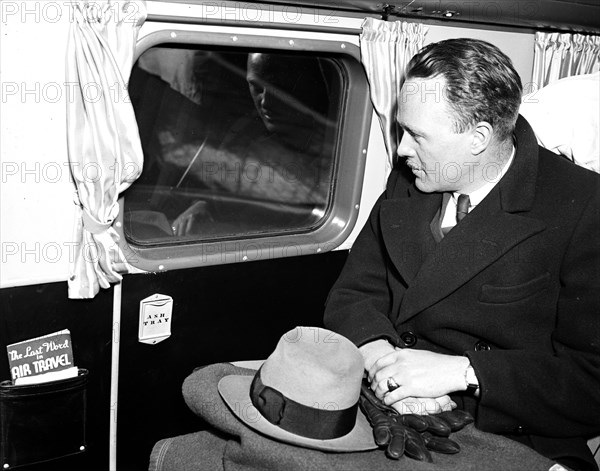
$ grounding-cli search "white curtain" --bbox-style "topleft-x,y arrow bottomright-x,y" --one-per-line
532,31 -> 600,88
66,0 -> 147,299
359,18 -> 427,171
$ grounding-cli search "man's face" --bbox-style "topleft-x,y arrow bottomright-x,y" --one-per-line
397,77 -> 475,193
246,53 -> 316,138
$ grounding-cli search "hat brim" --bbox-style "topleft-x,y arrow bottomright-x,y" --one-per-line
218,374 -> 377,452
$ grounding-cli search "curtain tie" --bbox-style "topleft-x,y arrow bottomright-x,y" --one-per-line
82,210 -> 113,235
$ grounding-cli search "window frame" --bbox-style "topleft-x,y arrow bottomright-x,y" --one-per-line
116,27 -> 372,273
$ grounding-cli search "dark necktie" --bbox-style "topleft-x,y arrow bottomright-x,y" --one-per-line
456,194 -> 470,223
439,193 -> 471,238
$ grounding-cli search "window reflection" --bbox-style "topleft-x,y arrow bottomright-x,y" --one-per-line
126,46 -> 343,244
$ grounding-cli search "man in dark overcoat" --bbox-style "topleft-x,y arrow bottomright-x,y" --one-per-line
324,38 -> 600,471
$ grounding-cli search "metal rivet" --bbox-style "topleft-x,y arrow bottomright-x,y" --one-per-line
232,36 -> 238,42
362,149 -> 367,154
340,43 -> 346,49
4,464 -> 9,469
80,445 -> 86,451
355,204 -> 360,210
242,256 -> 248,261
316,248 -> 322,253
115,221 -> 122,228
158,265 -> 165,270
289,39 -> 295,46
170,32 -> 177,39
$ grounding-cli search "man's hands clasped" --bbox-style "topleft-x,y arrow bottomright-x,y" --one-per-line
359,380 -> 474,462
369,348 -> 471,403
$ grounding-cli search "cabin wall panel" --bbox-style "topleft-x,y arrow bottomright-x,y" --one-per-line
0,3 -> 76,289
424,24 -> 535,88
115,250 -> 348,469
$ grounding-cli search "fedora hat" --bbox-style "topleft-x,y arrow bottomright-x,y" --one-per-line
218,326 -> 376,452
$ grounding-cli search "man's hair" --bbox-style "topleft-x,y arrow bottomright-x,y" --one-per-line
405,38 -> 522,141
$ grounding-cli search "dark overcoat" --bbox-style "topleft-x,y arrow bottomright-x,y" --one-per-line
324,116 -> 600,469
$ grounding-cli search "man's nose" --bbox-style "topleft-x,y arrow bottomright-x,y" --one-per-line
260,88 -> 280,108
396,131 -> 415,158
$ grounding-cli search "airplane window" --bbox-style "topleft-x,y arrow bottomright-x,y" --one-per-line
125,46 -> 344,245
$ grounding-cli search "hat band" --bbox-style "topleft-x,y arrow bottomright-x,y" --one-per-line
250,368 -> 358,440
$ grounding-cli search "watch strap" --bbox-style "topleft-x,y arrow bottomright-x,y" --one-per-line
465,364 -> 479,395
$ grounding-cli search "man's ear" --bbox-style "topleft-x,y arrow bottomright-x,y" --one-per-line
471,121 -> 493,155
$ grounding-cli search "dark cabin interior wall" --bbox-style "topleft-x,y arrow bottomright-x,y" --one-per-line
0,251 -> 348,470
0,284 -> 115,470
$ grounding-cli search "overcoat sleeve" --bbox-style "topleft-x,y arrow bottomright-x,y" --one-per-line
324,168 -> 403,347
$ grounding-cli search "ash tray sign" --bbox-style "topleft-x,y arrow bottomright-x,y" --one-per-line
138,294 -> 173,345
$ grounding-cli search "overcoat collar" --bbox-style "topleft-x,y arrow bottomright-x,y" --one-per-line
379,115 -> 546,325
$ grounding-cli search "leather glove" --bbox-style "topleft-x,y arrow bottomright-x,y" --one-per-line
359,380 -> 473,461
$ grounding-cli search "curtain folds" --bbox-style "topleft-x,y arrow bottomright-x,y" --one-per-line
359,18 -> 427,171
66,0 -> 147,299
532,31 -> 600,88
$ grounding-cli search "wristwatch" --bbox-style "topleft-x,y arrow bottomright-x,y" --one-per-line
465,364 -> 479,395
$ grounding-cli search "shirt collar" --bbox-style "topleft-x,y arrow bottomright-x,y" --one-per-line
453,145 -> 516,208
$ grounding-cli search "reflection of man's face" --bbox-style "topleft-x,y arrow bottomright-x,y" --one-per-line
246,53 -> 320,141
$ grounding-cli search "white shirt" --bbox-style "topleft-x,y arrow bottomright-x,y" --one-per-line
441,148 -> 515,232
